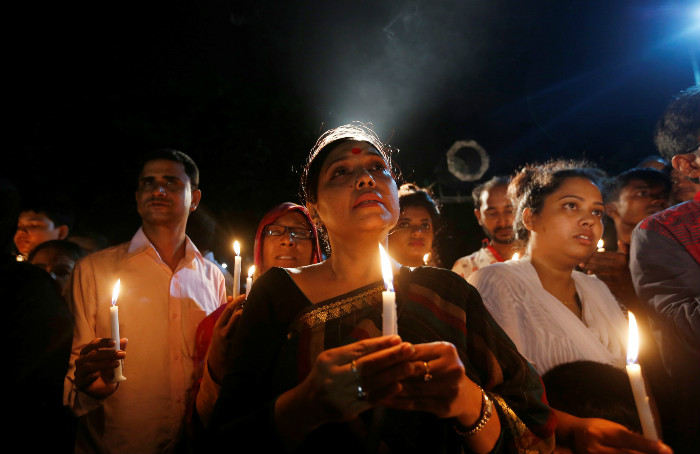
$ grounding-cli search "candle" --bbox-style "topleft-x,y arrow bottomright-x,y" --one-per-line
597,239 -> 605,252
110,279 -> 127,383
232,241 -> 241,298
379,244 -> 397,336
511,252 -> 520,261
246,265 -> 255,297
423,253 -> 429,265
626,311 -> 658,440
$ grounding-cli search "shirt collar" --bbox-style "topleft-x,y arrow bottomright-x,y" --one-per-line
127,227 -> 205,269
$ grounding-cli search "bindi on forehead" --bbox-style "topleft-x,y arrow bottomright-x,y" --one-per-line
351,147 -> 362,154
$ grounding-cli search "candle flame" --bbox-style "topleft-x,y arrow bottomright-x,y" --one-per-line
111,279 -> 120,306
423,253 -> 429,265
233,240 -> 240,256
627,311 -> 640,364
248,265 -> 256,278
597,239 -> 604,249
379,243 -> 394,292
512,252 -> 520,260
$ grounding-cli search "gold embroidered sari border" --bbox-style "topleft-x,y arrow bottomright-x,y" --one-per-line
298,286 -> 384,329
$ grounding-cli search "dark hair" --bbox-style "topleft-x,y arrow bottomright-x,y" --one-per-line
19,194 -> 74,231
542,360 -> 641,432
300,123 -> 399,205
509,159 -> 607,243
27,239 -> 86,263
605,167 -> 672,204
654,86 -> 700,162
472,176 -> 510,210
635,155 -> 669,169
137,148 -> 200,189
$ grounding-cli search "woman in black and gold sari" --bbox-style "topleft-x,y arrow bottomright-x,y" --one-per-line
208,123 -> 667,454
208,123 -> 556,454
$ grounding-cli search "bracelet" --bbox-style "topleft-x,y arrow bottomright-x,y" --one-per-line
453,386 -> 493,437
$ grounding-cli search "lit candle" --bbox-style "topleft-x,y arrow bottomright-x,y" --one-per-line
423,253 -> 429,265
232,241 -> 241,298
511,252 -> 520,261
626,311 -> 658,440
597,239 -> 605,252
246,265 -> 255,297
379,244 -> 397,336
110,280 -> 127,383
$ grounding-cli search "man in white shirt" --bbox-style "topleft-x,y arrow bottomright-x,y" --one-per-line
64,149 -> 227,453
452,176 -> 519,280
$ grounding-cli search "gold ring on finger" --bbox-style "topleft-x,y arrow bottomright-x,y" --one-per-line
423,361 -> 433,382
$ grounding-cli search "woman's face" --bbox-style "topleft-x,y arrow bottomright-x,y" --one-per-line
388,205 -> 433,266
526,177 -> 604,265
29,247 -> 76,295
310,141 -> 399,243
261,211 -> 315,273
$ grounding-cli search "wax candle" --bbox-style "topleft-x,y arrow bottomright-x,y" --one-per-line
246,265 -> 255,297
110,279 -> 127,383
626,311 -> 658,440
597,239 -> 605,252
232,241 -> 241,298
379,244 -> 397,336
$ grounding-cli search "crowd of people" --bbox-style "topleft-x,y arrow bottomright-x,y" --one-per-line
3,85 -> 698,454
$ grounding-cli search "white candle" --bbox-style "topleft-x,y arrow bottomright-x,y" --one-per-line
597,239 -> 605,252
232,241 -> 241,298
379,244 -> 397,336
246,265 -> 255,297
110,280 -> 126,383
626,312 -> 657,440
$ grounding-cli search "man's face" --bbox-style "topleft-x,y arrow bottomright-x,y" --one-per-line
14,210 -> 67,255
475,185 -> 514,244
610,179 -> 670,227
135,159 -> 201,228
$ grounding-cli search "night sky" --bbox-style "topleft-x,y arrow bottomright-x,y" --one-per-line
7,1 -> 699,267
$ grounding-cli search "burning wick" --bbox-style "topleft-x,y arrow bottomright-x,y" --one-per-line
246,265 -> 255,297
626,312 -> 658,440
423,253 -> 429,265
511,252 -> 520,261
110,279 -> 127,383
232,241 -> 241,298
597,239 -> 605,252
379,244 -> 397,336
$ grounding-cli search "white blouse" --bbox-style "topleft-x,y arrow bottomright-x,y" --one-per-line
468,258 -> 627,374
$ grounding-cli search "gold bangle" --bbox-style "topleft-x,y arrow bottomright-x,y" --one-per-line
453,386 -> 493,437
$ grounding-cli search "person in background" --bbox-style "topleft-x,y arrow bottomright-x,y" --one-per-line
451,176 -> 520,280
28,239 -> 86,298
191,202 -> 322,433
64,149 -> 226,453
14,195 -> 73,260
603,168 -> 671,252
187,206 -> 235,297
2,177 -> 76,453
630,85 -> 700,452
388,183 -> 442,267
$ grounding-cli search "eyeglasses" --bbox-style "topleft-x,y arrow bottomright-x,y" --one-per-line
264,224 -> 313,239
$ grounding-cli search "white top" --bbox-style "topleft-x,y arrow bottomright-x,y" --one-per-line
468,258 -> 627,374
451,245 -> 503,281
64,228 -> 226,454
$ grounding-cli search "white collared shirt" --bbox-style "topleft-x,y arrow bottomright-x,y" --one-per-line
65,228 -> 226,454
